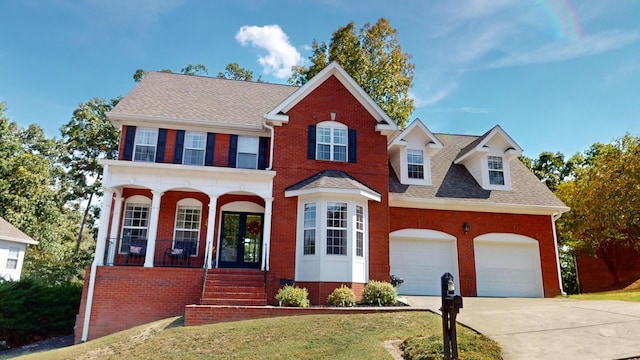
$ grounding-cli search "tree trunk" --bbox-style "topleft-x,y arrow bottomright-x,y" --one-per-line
597,243 -> 622,289
74,192 -> 93,255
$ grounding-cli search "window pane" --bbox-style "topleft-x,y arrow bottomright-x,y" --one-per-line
317,144 -> 331,160
174,205 -> 201,255
183,149 -> 205,165
489,170 -> 505,185
134,145 -> 155,162
488,156 -> 504,185
334,145 -> 346,162
356,206 -> 364,257
407,149 -> 423,164
303,203 -> 316,255
185,133 -> 206,149
237,153 -> 258,169
326,202 -> 347,255
238,136 -> 258,153
333,128 -> 347,145
121,203 -> 150,253
317,127 -> 331,143
6,259 -> 17,270
488,156 -> 503,170
408,164 -> 424,179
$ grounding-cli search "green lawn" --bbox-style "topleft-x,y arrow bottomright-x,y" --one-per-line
566,288 -> 640,302
11,312 -> 501,360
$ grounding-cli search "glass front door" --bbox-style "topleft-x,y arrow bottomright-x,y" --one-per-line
219,212 -> 263,268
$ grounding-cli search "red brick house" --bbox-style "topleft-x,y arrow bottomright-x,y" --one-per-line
76,62 -> 568,342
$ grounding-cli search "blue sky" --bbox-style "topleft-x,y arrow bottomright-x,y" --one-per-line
1,0 -> 638,158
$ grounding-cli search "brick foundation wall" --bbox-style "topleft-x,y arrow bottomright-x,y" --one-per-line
75,266 -> 203,343
389,208 -> 562,297
577,249 -> 640,293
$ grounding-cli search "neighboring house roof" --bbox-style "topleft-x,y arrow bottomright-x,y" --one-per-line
0,217 -> 38,245
285,170 -> 381,202
389,133 -> 569,215
107,72 -> 299,130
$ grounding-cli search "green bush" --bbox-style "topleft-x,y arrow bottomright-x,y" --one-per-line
0,278 -> 82,349
361,280 -> 397,305
275,285 -> 309,307
327,285 -> 356,307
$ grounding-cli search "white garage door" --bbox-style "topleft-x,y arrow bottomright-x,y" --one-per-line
389,229 -> 459,296
474,234 -> 543,298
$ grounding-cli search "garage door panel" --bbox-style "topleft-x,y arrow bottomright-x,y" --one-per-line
390,238 -> 459,296
474,238 -> 543,298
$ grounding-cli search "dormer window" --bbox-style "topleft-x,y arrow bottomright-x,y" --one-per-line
133,128 -> 158,162
317,125 -> 347,162
488,156 -> 505,185
407,149 -> 424,179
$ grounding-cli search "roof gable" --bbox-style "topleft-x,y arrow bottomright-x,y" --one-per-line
454,125 -> 523,164
389,118 -> 443,152
265,62 -> 398,134
0,217 -> 38,245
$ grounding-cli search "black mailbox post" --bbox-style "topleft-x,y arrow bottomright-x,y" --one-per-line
440,272 -> 463,360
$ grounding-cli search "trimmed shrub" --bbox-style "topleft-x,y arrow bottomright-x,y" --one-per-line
327,285 -> 356,307
0,278 -> 82,349
275,285 -> 309,307
361,280 -> 397,305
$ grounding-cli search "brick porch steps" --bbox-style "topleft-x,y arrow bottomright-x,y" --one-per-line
200,268 -> 266,306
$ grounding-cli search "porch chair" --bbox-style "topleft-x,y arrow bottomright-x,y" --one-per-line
163,246 -> 191,266
125,241 -> 147,265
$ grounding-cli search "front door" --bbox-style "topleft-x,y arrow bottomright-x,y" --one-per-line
219,212 -> 263,268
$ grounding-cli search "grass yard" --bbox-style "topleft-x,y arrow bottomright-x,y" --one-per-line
12,312 -> 501,360
566,288 -> 640,302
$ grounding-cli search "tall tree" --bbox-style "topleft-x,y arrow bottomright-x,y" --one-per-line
217,63 -> 256,81
60,98 -> 121,254
0,103 -> 87,284
556,135 -> 640,287
289,18 -> 415,128
522,151 -> 576,192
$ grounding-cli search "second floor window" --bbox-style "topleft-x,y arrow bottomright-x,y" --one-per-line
237,136 -> 259,169
183,132 -> 206,165
407,149 -> 424,179
134,128 -> 158,162
317,126 -> 347,162
488,156 -> 505,185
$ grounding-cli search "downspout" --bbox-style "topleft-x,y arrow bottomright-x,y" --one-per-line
263,120 -> 275,171
552,212 -> 565,295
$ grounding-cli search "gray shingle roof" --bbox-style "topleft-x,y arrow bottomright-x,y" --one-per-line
108,72 -> 299,128
287,170 -> 381,197
0,217 -> 38,244
390,133 -> 568,211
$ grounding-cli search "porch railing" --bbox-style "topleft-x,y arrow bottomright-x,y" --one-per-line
103,238 -> 204,268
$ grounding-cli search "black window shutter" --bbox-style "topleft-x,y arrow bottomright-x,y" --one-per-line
122,126 -> 136,161
258,137 -> 268,170
204,132 -> 216,166
228,135 -> 238,168
348,129 -> 357,163
307,125 -> 316,159
155,128 -> 167,163
173,130 -> 185,164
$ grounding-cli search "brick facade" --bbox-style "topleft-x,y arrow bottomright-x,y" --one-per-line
576,249 -> 640,293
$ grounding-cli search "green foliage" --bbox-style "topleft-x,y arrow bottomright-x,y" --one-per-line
289,18 -> 415,128
275,285 -> 309,307
559,247 -> 580,295
401,334 -> 502,360
216,63 -> 258,81
327,285 -> 356,307
556,134 -> 640,287
0,278 -> 82,349
361,280 -> 397,305
522,151 -> 577,192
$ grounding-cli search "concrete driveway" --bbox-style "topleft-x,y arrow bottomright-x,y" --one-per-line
405,296 -> 640,360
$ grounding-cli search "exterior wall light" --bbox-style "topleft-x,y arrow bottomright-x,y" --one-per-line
463,222 -> 470,234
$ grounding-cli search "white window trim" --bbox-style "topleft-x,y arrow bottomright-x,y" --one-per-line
303,203 -> 316,256
173,198 -> 202,256
133,128 -> 158,162
183,132 -> 206,166
6,247 -> 19,270
119,195 -> 151,253
316,121 -> 347,162
400,147 -> 432,186
483,154 -> 512,191
295,194 -> 369,283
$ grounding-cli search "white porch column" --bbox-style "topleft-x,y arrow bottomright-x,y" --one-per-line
204,194 -> 219,269
106,192 -> 123,265
261,197 -> 274,271
144,191 -> 164,267
94,188 -> 114,266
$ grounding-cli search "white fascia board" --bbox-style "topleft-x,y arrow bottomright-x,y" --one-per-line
477,126 -> 523,154
389,195 -> 570,216
106,112 -> 267,134
285,187 -> 381,202
0,236 -> 38,245
454,147 -> 489,165
263,113 -> 289,126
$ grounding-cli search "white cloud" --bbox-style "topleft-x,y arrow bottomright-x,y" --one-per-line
411,83 -> 459,107
236,25 -> 303,79
486,30 -> 640,69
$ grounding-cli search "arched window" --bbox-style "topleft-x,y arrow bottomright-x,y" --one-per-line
120,195 -> 151,253
173,198 -> 203,256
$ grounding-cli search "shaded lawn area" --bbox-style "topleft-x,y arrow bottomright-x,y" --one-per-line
11,312 -> 501,360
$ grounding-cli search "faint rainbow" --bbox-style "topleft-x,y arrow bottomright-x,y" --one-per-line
538,0 -> 584,41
